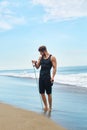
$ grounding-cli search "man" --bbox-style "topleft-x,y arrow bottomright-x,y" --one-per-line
32,45 -> 57,112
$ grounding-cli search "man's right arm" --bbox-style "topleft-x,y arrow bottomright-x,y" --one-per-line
32,56 -> 42,69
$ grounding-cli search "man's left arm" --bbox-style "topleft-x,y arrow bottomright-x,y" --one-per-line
51,56 -> 57,82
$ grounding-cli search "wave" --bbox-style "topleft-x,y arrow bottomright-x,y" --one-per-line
0,71 -> 87,88
0,71 -> 37,79
55,73 -> 87,88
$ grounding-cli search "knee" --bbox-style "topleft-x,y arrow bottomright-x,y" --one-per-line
41,94 -> 45,97
48,94 -> 52,97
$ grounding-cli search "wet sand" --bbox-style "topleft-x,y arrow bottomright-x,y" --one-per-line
0,103 -> 65,130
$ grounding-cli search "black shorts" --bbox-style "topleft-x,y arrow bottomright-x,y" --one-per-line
39,77 -> 53,94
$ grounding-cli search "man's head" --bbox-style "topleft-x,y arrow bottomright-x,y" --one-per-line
38,46 -> 47,56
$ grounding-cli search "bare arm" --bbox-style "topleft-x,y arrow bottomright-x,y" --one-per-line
32,56 -> 42,69
51,56 -> 57,81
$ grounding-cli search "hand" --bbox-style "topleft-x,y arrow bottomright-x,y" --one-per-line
32,60 -> 36,64
32,60 -> 37,67
50,77 -> 54,83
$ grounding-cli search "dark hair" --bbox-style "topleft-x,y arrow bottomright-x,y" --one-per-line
38,46 -> 47,52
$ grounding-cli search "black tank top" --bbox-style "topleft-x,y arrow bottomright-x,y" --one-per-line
40,55 -> 52,79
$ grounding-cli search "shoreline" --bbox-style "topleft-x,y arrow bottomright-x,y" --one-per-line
0,102 -> 65,130
0,75 -> 87,129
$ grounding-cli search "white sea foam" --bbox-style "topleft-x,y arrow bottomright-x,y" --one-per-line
0,71 -> 39,79
0,71 -> 87,88
55,73 -> 87,88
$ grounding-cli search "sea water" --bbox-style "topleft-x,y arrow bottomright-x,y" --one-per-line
0,66 -> 87,130
0,65 -> 87,88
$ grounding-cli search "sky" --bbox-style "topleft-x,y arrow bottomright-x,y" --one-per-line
0,0 -> 87,69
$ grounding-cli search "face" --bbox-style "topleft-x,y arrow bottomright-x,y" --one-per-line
39,51 -> 45,56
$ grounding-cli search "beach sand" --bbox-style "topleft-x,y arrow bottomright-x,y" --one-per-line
0,103 -> 65,130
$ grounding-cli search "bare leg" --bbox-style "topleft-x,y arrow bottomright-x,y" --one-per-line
41,94 -> 48,111
48,94 -> 52,111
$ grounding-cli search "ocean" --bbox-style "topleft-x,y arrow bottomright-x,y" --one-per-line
0,66 -> 87,130
0,65 -> 87,88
